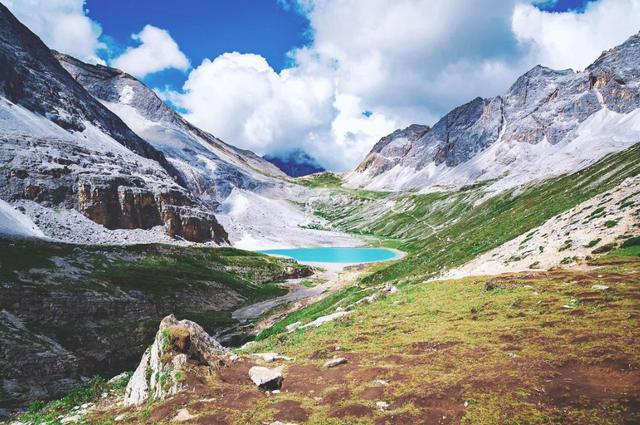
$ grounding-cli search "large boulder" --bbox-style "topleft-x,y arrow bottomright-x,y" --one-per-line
124,315 -> 227,406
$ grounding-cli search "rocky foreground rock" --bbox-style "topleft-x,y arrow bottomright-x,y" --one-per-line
124,315 -> 227,406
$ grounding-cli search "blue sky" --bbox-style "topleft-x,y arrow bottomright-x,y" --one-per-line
83,0 -> 598,100
535,0 -> 594,12
87,0 -> 310,91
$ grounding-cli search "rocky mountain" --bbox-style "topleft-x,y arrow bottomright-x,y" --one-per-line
55,52 -> 287,209
346,32 -> 640,192
0,3 -> 227,243
52,53 -> 360,248
263,149 -> 325,177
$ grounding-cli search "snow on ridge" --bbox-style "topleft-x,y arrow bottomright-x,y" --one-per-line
347,108 -> 640,194
0,199 -> 44,238
216,187 -> 361,250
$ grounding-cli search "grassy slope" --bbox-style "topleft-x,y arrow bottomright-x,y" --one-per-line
257,144 -> 640,340
0,239 -> 311,414
83,247 -> 640,425
0,240 -> 306,302
234,248 -> 640,425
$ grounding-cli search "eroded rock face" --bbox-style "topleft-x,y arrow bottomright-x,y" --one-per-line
0,137 -> 228,243
124,315 -> 227,406
54,51 -> 287,209
0,240 -> 290,412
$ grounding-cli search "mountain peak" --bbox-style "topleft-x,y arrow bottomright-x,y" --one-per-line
263,149 -> 325,177
347,31 -> 640,192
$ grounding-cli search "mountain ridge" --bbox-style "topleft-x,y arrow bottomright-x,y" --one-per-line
346,31 -> 640,192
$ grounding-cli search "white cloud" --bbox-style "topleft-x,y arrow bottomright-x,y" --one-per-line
14,0 -> 637,170
175,0 -> 532,169
175,52 -> 336,161
112,25 -> 190,78
513,0 -> 640,71
4,0 -> 105,63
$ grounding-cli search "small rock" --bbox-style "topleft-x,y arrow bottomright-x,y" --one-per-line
253,353 -> 293,363
114,413 -> 128,422
373,379 -> 389,386
286,321 -> 302,333
300,311 -> 350,329
376,401 -> 389,410
383,283 -> 398,293
323,357 -> 347,368
592,284 -> 609,290
173,408 -> 194,422
60,415 -> 82,424
108,372 -> 130,384
241,341 -> 256,350
249,366 -> 284,390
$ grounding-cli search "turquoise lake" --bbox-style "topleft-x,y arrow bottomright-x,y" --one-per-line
258,247 -> 400,264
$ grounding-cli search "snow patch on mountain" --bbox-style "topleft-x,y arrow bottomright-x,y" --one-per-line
0,199 -> 44,238
216,188 -> 361,250
346,32 -> 640,193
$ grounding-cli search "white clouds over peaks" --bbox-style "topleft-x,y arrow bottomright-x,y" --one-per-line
9,0 -> 639,170
111,25 -> 190,78
177,0 -> 532,170
512,0 -> 640,71
4,0 -> 105,63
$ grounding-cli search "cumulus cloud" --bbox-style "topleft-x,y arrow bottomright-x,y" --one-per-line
112,25 -> 190,78
174,52 -> 337,162
4,0 -> 105,63
513,0 -> 640,70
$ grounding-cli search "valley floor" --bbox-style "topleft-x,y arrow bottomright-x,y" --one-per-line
26,250 -> 639,425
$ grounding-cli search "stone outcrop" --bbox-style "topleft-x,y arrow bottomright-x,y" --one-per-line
248,366 -> 284,390
0,137 -> 227,243
124,315 -> 227,406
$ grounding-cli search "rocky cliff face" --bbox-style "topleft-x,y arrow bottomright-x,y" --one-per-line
0,4 -> 227,243
347,32 -> 640,192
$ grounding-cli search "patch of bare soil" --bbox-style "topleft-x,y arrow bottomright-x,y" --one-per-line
270,399 -> 310,422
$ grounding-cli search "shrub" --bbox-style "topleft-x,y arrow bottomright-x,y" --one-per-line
584,238 -> 601,248
592,243 -> 617,254
621,236 -> 640,248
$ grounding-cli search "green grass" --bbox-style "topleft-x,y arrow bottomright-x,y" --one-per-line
18,374 -> 130,424
242,259 -> 640,425
585,238 -> 602,248
296,172 -> 343,188
255,144 -> 640,340
363,143 -> 640,284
